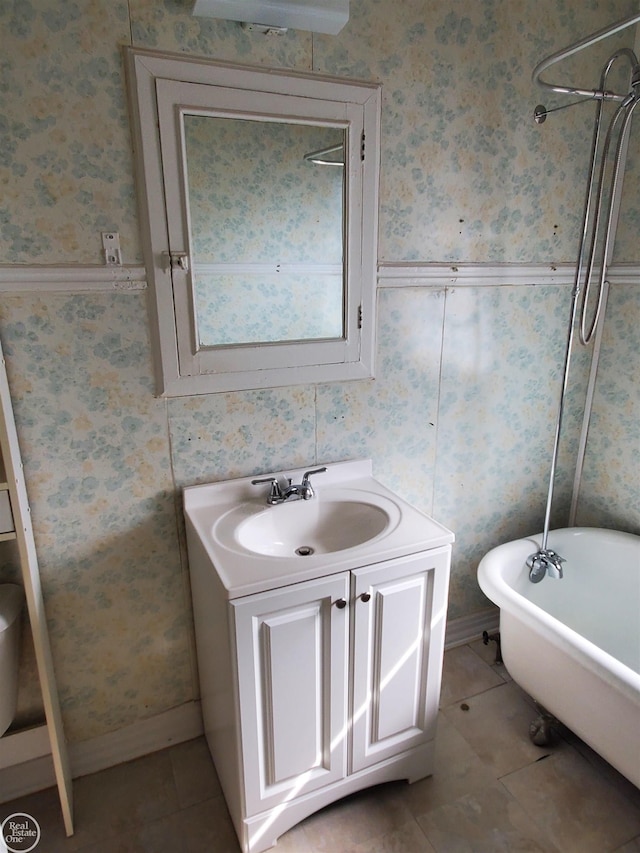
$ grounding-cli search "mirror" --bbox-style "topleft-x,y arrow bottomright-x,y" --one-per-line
184,116 -> 346,346
125,48 -> 380,396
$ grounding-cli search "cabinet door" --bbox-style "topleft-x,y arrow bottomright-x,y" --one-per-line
351,547 -> 450,773
232,573 -> 350,816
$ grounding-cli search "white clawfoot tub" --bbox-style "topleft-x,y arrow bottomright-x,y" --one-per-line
478,527 -> 640,788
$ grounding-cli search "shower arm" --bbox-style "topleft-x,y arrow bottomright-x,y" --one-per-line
532,12 -> 640,102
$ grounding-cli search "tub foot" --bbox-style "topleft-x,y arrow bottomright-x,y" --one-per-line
529,705 -> 558,747
482,630 -> 503,664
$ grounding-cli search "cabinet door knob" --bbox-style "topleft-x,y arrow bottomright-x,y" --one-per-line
360,592 -> 371,603
335,598 -> 347,609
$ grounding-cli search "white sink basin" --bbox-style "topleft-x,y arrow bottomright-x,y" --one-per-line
183,459 -> 455,598
233,495 -> 393,557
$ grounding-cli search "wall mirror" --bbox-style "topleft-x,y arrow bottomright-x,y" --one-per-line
125,48 -> 381,396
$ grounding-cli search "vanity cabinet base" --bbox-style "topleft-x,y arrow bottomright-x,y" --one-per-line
184,464 -> 454,853
189,545 -> 450,853
240,740 -> 435,853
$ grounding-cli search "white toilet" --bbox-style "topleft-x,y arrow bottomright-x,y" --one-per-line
0,583 -> 24,737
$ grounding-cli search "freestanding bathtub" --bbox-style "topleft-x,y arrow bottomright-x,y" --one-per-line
478,527 -> 640,788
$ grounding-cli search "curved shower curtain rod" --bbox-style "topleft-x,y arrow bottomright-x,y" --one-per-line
532,11 -> 640,102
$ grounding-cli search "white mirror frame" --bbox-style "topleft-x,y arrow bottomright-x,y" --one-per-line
125,48 -> 381,396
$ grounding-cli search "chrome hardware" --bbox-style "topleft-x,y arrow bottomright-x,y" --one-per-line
251,467 -> 327,504
298,467 -> 327,500
526,549 -> 565,583
534,98 -> 594,124
531,34 -> 640,545
335,598 -> 347,609
251,476 -> 290,505
360,592 -> 371,603
532,12 -> 640,103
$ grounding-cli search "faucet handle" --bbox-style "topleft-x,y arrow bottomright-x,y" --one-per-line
300,467 -> 327,499
301,467 -> 327,486
251,476 -> 289,504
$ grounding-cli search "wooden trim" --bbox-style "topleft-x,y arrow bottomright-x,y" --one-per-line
0,262 -> 636,294
0,724 -> 51,771
377,262 -> 640,288
0,265 -> 147,292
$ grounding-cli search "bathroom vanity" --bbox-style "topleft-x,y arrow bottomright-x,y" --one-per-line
184,460 -> 453,853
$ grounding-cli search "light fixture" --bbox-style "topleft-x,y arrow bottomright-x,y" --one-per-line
192,0 -> 349,35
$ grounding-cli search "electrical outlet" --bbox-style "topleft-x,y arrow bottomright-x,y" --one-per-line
101,232 -> 122,266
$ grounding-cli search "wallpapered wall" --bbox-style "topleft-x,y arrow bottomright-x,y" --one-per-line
186,119 -> 345,343
0,0 -> 638,744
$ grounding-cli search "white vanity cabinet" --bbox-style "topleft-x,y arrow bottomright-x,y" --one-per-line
233,547 -> 450,824
350,550 -> 450,773
232,572 -> 350,818
184,461 -> 454,853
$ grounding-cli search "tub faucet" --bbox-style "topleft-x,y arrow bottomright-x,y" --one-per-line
251,467 -> 327,504
526,548 -> 565,583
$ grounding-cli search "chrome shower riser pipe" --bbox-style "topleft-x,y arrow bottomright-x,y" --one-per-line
539,69 -> 609,552
532,34 -> 639,570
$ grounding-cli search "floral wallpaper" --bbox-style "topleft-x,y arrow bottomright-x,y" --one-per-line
184,117 -> 344,343
576,283 -> 640,531
0,0 -> 637,745
194,271 -> 344,344
185,118 -> 344,264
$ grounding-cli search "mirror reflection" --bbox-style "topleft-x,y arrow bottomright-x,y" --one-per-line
183,116 -> 346,347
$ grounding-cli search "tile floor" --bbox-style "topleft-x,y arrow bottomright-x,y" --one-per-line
2,640 -> 640,852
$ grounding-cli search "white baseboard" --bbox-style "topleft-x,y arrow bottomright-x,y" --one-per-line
0,724 -> 51,771
68,700 -> 203,779
445,606 -> 500,649
0,609 -> 500,804
0,701 -> 203,804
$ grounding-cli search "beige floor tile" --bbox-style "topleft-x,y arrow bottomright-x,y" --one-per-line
416,783 -> 560,853
297,782 -> 414,853
1,750 -> 180,852
403,714 -> 496,816
169,735 -> 222,808
1,785 -> 74,853
467,638 -> 511,680
70,750 -> 180,848
151,796 -> 240,853
440,645 -> 505,707
271,821 -> 315,852
442,681 -> 554,777
558,727 -> 640,810
502,748 -> 640,853
75,795 -> 239,853
352,818 -> 437,852
614,837 -> 640,852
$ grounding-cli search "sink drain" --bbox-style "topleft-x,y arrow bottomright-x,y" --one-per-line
295,545 -> 315,557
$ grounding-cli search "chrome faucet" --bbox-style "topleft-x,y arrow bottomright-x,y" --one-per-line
251,467 -> 327,505
526,548 -> 565,583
